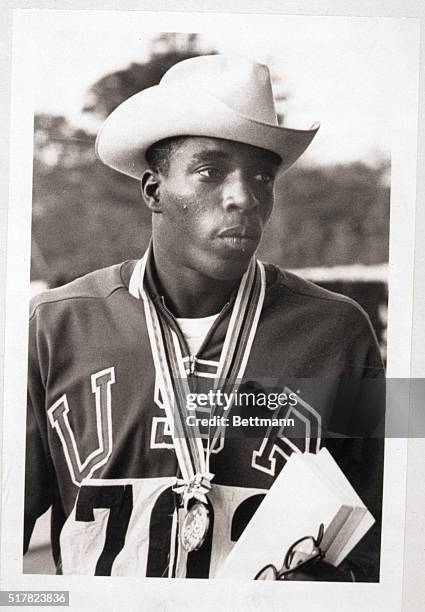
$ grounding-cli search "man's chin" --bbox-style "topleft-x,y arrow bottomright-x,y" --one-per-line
200,256 -> 254,282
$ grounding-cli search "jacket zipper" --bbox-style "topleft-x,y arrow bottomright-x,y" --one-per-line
157,295 -> 233,377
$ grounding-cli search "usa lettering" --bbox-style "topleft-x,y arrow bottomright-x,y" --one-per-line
251,388 -> 321,476
48,367 -> 115,485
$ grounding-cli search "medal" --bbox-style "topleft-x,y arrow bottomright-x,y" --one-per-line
180,502 -> 210,552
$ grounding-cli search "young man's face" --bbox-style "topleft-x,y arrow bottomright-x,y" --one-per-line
146,136 -> 281,281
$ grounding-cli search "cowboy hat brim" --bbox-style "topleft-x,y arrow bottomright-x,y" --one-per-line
95,83 -> 319,180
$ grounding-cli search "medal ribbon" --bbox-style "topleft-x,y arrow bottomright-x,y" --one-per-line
138,247 -> 266,506
210,256 -> 265,450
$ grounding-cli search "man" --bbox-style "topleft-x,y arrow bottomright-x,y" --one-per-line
25,55 -> 384,580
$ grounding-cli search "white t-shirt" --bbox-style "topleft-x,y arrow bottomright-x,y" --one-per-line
175,313 -> 220,355
129,260 -> 219,355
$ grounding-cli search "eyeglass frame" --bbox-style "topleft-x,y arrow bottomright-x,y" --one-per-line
254,523 -> 325,581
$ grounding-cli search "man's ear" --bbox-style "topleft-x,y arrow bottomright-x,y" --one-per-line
140,169 -> 162,212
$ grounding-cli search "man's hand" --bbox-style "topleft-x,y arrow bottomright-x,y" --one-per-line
283,560 -> 353,582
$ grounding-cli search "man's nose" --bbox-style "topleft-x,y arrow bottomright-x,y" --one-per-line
222,173 -> 258,212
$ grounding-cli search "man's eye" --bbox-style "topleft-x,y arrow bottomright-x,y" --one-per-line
198,168 -> 222,179
254,172 -> 274,184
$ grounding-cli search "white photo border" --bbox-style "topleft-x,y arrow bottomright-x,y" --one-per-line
1,6 -> 422,612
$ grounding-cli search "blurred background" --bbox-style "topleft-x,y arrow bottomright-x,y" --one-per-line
27,22 -> 393,572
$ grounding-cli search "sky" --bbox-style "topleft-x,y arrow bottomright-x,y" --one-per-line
24,10 -> 415,166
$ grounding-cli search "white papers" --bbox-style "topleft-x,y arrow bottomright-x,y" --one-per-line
216,448 -> 374,580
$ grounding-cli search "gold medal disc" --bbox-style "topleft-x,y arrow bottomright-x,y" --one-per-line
180,502 -> 210,552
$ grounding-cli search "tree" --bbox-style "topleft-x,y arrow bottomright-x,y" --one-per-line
83,33 -> 215,119
32,114 -> 151,285
258,161 -> 390,268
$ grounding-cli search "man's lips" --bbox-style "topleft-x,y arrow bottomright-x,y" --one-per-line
216,226 -> 260,240
215,225 -> 261,252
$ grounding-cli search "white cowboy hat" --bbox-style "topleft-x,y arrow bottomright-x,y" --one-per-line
95,54 -> 319,180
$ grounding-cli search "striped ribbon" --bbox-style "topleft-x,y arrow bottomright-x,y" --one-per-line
138,248 -> 266,504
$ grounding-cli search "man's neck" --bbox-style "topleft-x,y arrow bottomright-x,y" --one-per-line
151,246 -> 241,318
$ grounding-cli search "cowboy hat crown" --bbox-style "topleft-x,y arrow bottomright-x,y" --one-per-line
95,54 -> 319,179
